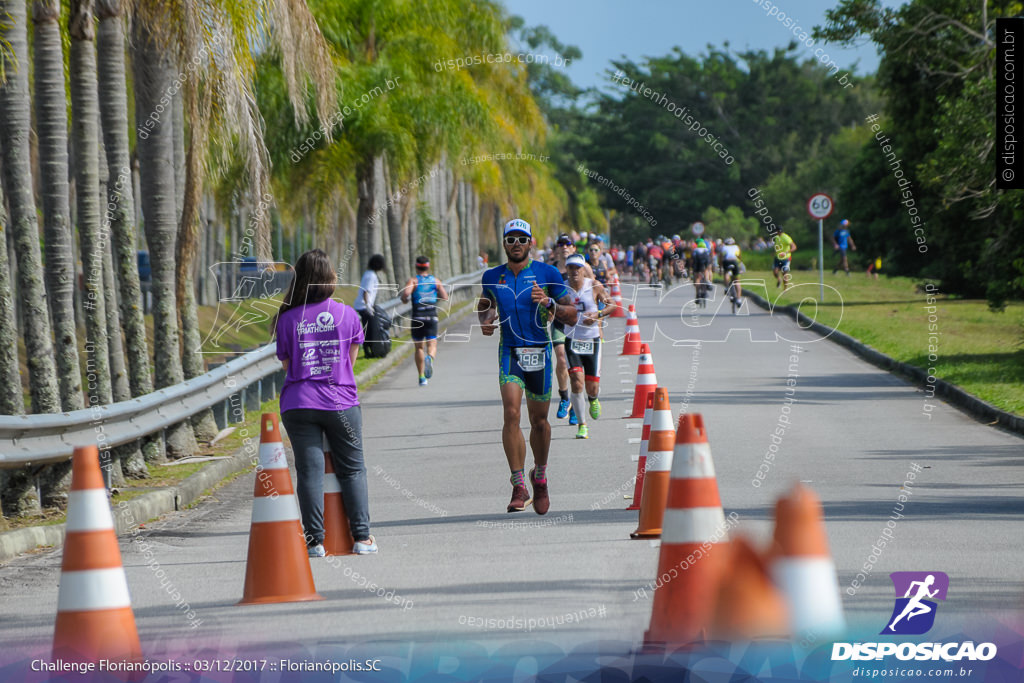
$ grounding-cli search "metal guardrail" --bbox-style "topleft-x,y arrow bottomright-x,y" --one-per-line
0,268 -> 485,467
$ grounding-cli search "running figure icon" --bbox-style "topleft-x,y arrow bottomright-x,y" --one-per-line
881,571 -> 949,635
888,575 -> 938,631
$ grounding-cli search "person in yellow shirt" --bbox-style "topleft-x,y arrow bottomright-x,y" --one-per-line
772,231 -> 797,291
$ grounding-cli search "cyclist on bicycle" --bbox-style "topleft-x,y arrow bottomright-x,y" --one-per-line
691,238 -> 711,299
720,237 -> 743,304
647,240 -> 664,284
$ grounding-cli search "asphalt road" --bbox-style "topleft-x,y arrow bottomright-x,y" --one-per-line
2,276 -> 1022,666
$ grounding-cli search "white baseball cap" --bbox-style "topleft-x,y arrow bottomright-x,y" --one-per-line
503,218 -> 532,237
566,254 -> 586,268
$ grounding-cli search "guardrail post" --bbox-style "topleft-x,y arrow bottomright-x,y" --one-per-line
261,374 -> 276,401
245,381 -> 261,411
229,388 -> 244,424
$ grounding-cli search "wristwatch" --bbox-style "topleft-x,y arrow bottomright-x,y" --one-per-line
544,297 -> 555,310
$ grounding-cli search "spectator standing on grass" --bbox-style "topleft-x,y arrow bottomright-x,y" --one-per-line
273,249 -> 378,558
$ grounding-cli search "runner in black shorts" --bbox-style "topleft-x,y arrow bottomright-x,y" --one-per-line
562,254 -> 612,439
401,256 -> 448,386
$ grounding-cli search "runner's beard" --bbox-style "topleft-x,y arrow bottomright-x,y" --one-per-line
506,245 -> 528,263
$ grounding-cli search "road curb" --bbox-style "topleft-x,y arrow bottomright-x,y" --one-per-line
0,300 -> 477,564
743,290 -> 1024,437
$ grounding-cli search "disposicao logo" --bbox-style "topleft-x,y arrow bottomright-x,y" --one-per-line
831,571 -> 997,663
882,571 -> 948,635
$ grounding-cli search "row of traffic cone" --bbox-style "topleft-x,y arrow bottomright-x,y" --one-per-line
53,414 -> 354,661
618,301 -> 844,644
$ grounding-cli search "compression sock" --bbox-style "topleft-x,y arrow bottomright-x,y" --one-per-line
570,391 -> 588,425
558,388 -> 569,402
510,469 -> 526,487
533,465 -> 547,483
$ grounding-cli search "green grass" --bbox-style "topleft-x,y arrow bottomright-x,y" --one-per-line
740,269 -> 1024,415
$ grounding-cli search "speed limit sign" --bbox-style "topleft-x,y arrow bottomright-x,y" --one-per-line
807,193 -> 834,220
691,222 -> 705,236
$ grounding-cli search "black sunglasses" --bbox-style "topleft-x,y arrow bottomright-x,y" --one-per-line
504,235 -> 531,245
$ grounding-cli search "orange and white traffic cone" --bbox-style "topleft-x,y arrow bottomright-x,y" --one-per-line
620,308 -> 642,355
322,434 -> 354,557
644,413 -> 729,646
238,414 -> 323,605
53,445 -> 141,663
711,536 -> 789,640
626,392 -> 655,511
610,275 -> 626,318
631,388 -> 674,538
768,483 -> 846,638
626,344 -> 656,418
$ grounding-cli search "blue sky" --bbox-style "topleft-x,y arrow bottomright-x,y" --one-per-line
503,0 -> 904,91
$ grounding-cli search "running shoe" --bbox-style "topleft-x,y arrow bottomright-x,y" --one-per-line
529,468 -> 549,516
575,424 -> 589,439
424,354 -> 434,379
419,377 -> 428,386
507,484 -> 532,512
556,398 -> 570,419
569,407 -> 578,426
353,535 -> 378,554
307,543 -> 326,558
589,398 -> 602,420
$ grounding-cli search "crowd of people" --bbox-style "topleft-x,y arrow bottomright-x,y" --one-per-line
271,217 -> 864,555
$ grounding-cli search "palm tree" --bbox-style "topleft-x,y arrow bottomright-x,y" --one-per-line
96,0 -> 159,470
0,0 -> 61,513
131,17 -> 197,458
33,0 -> 84,416
70,0 -> 116,487
0,184 -> 20,419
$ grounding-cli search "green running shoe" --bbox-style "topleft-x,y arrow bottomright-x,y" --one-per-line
589,398 -> 601,420
575,424 -> 589,439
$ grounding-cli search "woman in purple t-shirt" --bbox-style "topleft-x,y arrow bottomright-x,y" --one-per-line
274,249 -> 377,557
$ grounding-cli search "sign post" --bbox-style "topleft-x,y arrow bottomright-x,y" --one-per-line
806,193 -> 834,301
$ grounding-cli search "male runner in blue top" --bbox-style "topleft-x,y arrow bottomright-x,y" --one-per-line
477,219 -> 579,515
832,219 -> 857,275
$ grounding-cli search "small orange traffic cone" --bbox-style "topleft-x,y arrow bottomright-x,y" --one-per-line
610,275 -> 626,318
620,308 -> 642,355
631,388 -> 674,538
322,434 -> 354,557
768,484 -> 846,638
711,537 -> 790,640
644,413 -> 729,646
53,446 -> 141,662
626,344 -> 656,418
238,414 -> 323,605
626,392 -> 655,511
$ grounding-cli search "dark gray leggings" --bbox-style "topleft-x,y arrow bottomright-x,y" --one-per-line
281,406 -> 370,545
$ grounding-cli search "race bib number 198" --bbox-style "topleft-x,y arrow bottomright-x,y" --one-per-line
514,347 -> 546,372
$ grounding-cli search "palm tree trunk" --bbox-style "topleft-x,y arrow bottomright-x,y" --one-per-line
384,156 -> 409,284
71,0 -> 117,493
132,18 -> 197,459
0,182 -> 29,521
175,85 -> 218,443
1,0 -> 61,514
356,154 -> 378,276
97,0 -> 158,470
33,0 -> 85,416
0,0 -> 62,417
99,142 -> 131,485
0,182 -> 21,417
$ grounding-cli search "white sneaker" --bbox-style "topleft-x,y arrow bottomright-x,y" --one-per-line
307,544 -> 326,558
353,535 -> 378,555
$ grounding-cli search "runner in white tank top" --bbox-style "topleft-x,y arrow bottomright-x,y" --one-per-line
564,255 -> 613,438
